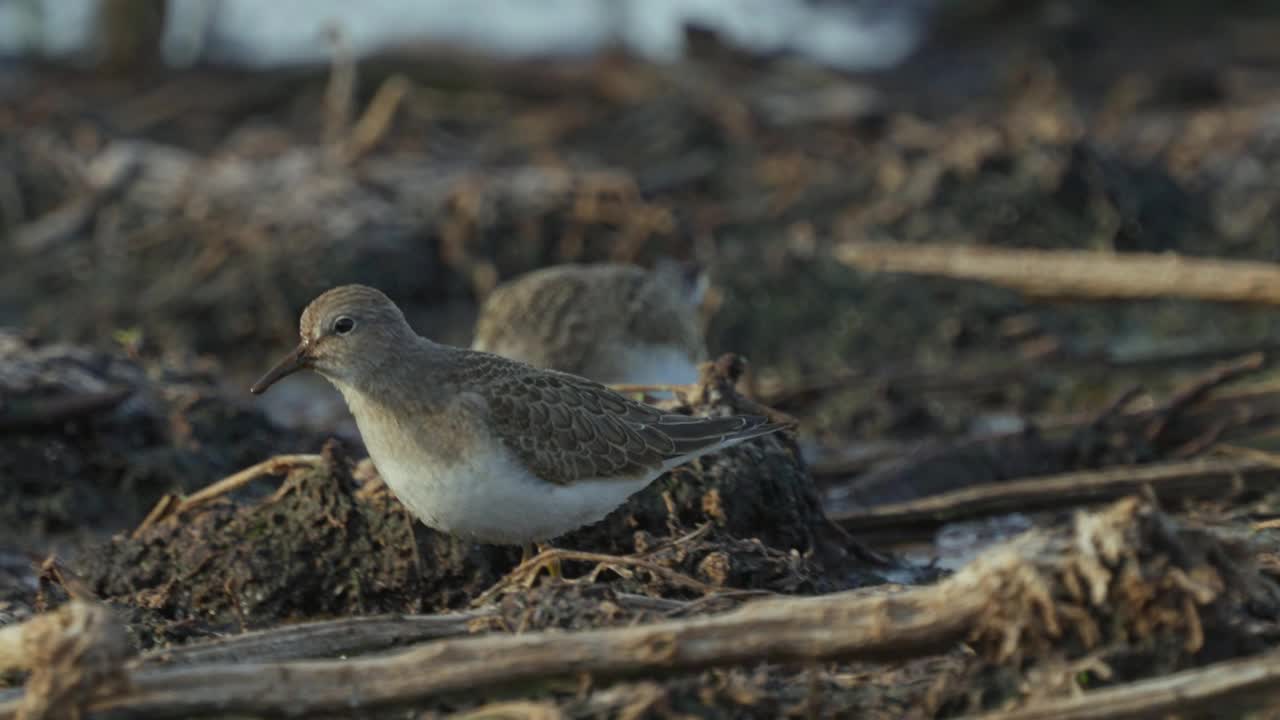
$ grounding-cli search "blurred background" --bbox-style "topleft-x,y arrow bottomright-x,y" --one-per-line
10,6 -> 1280,714
5,0 -> 1280,534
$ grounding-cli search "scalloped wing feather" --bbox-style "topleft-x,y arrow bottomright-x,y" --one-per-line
479,366 -> 780,485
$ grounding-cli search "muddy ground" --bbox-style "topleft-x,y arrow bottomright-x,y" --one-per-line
7,2 -> 1280,717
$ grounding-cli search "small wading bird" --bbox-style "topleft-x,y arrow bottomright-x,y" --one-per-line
250,285 -> 783,564
471,262 -> 709,386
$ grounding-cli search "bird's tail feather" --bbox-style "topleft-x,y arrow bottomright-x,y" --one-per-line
653,414 -> 785,470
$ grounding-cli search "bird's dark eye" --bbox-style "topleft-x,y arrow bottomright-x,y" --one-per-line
333,316 -> 356,335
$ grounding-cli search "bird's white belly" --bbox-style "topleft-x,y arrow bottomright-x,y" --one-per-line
370,442 -> 654,545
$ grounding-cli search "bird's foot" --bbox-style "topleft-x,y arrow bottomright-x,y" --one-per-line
516,542 -> 562,586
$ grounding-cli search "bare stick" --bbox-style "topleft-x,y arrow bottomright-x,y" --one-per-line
322,24 -> 356,152
834,242 -> 1280,305
962,647 -> 1280,720
830,457 -> 1269,531
342,74 -> 412,164
140,611 -> 495,666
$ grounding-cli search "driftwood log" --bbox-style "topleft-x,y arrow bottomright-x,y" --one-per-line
834,242 -> 1280,305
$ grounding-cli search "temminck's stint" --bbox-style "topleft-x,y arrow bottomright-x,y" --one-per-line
250,285 -> 780,557
471,262 -> 708,386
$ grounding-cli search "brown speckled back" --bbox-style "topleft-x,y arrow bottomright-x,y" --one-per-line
471,263 -> 707,381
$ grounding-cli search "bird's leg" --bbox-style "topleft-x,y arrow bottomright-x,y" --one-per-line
404,506 -> 424,583
515,542 -> 562,586
537,542 -> 561,579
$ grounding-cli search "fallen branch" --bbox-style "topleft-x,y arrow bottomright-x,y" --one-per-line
140,611 -> 494,666
0,601 -> 131,720
963,647 -> 1280,720
834,242 -> 1280,305
830,456 -> 1271,532
0,387 -> 133,430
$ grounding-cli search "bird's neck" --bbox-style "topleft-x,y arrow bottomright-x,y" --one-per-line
331,338 -> 457,417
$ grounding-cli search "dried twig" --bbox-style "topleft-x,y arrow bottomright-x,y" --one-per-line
475,548 -> 724,607
342,74 -> 412,164
1144,353 -> 1264,445
132,454 -> 323,537
834,242 -> 1280,305
36,558 -> 98,604
690,354 -> 801,429
830,457 -> 1268,532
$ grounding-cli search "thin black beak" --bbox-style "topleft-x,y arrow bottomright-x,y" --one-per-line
250,342 -> 309,395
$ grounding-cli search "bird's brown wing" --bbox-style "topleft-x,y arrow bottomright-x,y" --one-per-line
479,367 -> 773,486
